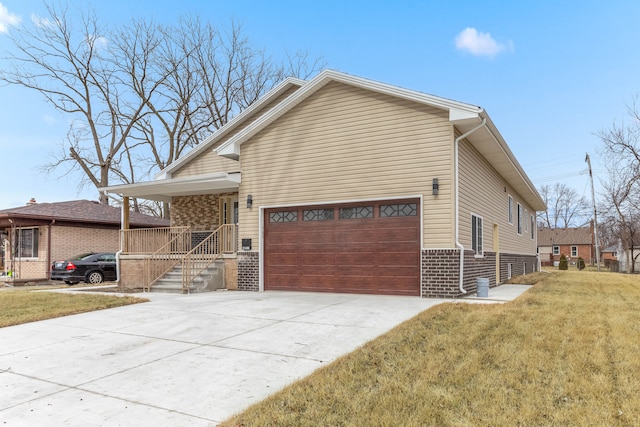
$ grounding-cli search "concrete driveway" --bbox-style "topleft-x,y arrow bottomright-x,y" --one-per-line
0,286 -> 529,426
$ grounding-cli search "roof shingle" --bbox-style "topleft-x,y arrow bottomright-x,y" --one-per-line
0,200 -> 169,227
537,226 -> 593,246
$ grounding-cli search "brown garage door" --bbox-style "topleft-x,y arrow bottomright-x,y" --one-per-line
264,199 -> 420,296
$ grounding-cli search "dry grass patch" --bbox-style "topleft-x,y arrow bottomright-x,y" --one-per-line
222,271 -> 640,426
0,290 -> 147,328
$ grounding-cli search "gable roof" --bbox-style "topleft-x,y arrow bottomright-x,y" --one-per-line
102,69 -> 545,211
215,69 -> 483,160
0,200 -> 169,228
157,77 -> 306,180
214,69 -> 545,211
537,227 -> 593,246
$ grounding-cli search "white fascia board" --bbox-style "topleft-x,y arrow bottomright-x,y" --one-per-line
449,107 -> 481,122
100,172 -> 240,199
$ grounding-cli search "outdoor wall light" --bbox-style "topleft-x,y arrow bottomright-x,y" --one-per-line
246,194 -> 253,208
432,178 -> 439,196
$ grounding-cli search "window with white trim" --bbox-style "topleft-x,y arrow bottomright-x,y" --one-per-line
553,246 -> 560,255
517,203 -> 523,235
530,215 -> 535,239
571,246 -> 578,257
508,195 -> 513,224
471,214 -> 483,256
15,227 -> 39,258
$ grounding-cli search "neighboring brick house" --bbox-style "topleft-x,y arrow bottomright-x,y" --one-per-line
104,70 -> 545,297
0,199 -> 168,283
538,225 -> 595,266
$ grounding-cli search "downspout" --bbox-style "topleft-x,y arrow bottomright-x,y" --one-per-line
115,192 -> 123,285
454,117 -> 487,294
47,219 -> 55,281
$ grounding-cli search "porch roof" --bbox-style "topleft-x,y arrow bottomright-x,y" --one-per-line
99,172 -> 240,202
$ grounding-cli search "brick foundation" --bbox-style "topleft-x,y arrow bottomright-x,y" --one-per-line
235,249 -> 537,297
237,251 -> 259,291
500,253 -> 538,279
421,249 -> 535,298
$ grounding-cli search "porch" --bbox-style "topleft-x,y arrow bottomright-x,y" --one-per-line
119,224 -> 238,293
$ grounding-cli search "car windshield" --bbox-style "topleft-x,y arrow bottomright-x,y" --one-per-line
71,253 -> 95,260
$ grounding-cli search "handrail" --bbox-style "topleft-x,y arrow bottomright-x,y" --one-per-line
143,226 -> 192,292
181,224 -> 237,293
121,226 -> 190,254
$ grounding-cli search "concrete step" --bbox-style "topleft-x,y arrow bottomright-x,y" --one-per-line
150,260 -> 225,294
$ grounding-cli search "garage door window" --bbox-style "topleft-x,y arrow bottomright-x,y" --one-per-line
269,211 -> 298,223
380,203 -> 417,217
303,208 -> 334,221
340,206 -> 373,219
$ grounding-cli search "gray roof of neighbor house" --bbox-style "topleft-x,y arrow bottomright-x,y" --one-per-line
537,227 -> 593,246
0,200 -> 169,228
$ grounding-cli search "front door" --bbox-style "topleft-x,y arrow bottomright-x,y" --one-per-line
219,195 -> 239,225
219,195 -> 238,253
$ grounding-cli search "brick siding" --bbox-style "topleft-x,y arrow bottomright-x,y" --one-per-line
237,251 -> 259,291
8,225 -> 119,280
500,253 -> 538,279
172,194 -> 229,229
421,249 -> 535,298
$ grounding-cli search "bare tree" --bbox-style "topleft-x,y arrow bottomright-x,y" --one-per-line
114,17 -> 324,216
0,3 -> 162,204
1,4 -> 323,213
537,182 -> 590,228
597,103 -> 640,272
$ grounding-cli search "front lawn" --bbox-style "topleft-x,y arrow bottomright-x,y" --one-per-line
0,287 -> 147,328
222,271 -> 640,426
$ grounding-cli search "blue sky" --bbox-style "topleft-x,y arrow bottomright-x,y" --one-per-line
0,0 -> 638,210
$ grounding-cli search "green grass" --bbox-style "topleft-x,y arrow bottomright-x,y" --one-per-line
222,271 -> 640,426
0,288 -> 147,328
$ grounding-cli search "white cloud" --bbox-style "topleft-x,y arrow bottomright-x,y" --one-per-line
43,114 -> 58,125
31,13 -> 54,29
0,2 -> 21,33
455,27 -> 513,58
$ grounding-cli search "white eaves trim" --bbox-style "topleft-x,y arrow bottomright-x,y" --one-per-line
155,77 -> 306,180
216,69 -> 483,159
100,172 -> 241,202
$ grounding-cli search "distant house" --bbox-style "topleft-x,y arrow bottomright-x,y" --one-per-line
0,199 -> 168,283
601,244 -> 618,270
538,225 -> 595,266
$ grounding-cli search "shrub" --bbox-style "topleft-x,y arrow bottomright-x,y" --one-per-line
559,254 -> 568,270
577,257 -> 585,270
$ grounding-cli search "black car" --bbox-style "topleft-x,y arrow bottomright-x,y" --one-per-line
50,252 -> 117,285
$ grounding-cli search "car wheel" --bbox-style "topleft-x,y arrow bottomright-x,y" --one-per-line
64,281 -> 72,285
86,271 -> 104,284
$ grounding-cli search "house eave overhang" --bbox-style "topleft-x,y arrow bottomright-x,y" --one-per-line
453,112 -> 546,212
99,172 -> 241,202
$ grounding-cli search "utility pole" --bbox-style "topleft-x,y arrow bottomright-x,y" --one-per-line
585,153 -> 601,271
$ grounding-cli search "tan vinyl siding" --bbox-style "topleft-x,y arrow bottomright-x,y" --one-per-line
172,152 -> 240,178
458,139 -> 537,255
172,86 -> 299,179
238,81 -> 455,247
